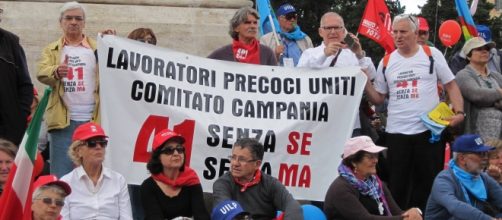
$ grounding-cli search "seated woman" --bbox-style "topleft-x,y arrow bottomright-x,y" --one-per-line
0,138 -> 17,195
31,175 -> 71,220
456,37 -> 502,140
141,129 -> 209,220
486,139 -> 502,184
128,28 -> 157,45
61,122 -> 132,219
324,136 -> 422,220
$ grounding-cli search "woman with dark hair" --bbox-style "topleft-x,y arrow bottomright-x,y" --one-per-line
127,28 -> 157,45
324,136 -> 422,220
140,129 -> 209,220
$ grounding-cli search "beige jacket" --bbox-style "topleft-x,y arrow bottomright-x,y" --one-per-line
36,36 -> 100,131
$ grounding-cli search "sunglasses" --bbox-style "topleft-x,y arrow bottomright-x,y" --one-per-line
36,197 -> 65,207
284,13 -> 297,21
84,140 -> 108,148
63,15 -> 84,21
160,145 -> 185,155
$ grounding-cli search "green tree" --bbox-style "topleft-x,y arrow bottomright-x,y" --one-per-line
253,0 -> 403,63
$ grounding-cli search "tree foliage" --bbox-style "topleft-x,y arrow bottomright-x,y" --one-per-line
420,0 -> 502,58
252,0 -> 501,62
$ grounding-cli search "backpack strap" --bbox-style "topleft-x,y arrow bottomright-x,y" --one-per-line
382,53 -> 391,82
422,45 -> 434,74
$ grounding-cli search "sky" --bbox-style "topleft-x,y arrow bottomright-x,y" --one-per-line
401,0 -> 428,14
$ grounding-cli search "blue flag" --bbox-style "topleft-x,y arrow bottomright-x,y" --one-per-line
256,0 -> 280,36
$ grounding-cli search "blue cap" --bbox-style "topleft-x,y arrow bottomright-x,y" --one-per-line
476,24 -> 492,42
276,3 -> 296,16
452,134 -> 495,153
211,200 -> 249,220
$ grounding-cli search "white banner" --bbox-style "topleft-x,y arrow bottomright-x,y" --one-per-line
98,35 -> 366,201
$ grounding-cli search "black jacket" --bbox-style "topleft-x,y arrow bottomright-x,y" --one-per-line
0,28 -> 33,145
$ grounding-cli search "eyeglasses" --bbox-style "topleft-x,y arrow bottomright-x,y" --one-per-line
138,39 -> 156,45
160,145 -> 185,155
63,16 -> 84,21
405,15 -> 417,28
84,140 -> 108,148
283,13 -> 297,21
465,152 -> 489,158
228,155 -> 257,164
36,197 -> 65,207
321,26 -> 344,32
473,46 -> 490,52
418,30 -> 429,36
363,153 -> 379,160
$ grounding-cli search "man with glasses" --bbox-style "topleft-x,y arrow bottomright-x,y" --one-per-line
213,138 -> 303,220
298,12 -> 377,138
36,1 -> 100,177
0,7 -> 34,146
426,134 -> 502,219
259,3 -> 313,67
364,14 -> 464,212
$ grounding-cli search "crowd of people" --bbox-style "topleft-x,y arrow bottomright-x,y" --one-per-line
2,0 -> 502,219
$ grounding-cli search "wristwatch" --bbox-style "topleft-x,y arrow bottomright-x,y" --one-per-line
455,111 -> 466,117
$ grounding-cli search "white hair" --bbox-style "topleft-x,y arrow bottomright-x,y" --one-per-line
59,1 -> 86,21
32,185 -> 67,201
392,14 -> 418,32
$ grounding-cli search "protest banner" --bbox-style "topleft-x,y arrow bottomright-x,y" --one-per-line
98,35 -> 366,200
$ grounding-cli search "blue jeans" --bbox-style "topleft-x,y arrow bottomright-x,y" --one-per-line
49,120 -> 87,177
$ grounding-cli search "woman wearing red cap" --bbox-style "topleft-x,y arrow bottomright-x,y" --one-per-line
31,175 -> 71,220
60,122 -> 132,220
140,129 -> 209,220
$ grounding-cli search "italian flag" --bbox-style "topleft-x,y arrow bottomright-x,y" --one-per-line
0,88 -> 50,220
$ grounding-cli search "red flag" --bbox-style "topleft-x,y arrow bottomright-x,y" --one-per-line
358,0 -> 395,53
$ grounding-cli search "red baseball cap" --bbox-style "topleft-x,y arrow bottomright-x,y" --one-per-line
152,129 -> 185,151
72,122 -> 108,142
33,175 -> 71,195
418,17 -> 429,31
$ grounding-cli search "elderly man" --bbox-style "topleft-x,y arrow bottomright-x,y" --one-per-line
297,12 -> 377,137
31,175 -> 72,220
212,138 -> 303,220
259,3 -> 313,67
0,7 -> 34,146
37,1 -> 100,177
208,7 -> 277,66
364,14 -> 464,211
426,134 -> 502,219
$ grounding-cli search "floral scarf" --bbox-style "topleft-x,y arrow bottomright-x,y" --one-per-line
338,163 -> 391,216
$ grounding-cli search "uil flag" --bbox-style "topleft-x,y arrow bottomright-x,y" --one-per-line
358,0 -> 395,53
455,0 -> 478,40
0,88 -> 50,220
256,0 -> 280,36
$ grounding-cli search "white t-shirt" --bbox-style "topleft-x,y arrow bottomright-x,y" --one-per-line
61,45 -> 96,121
298,43 -> 377,130
374,46 -> 455,134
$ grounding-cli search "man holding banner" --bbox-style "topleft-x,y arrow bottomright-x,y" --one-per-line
364,14 -> 464,211
259,3 -> 313,67
297,12 -> 377,137
213,138 -> 303,220
208,7 -> 277,66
